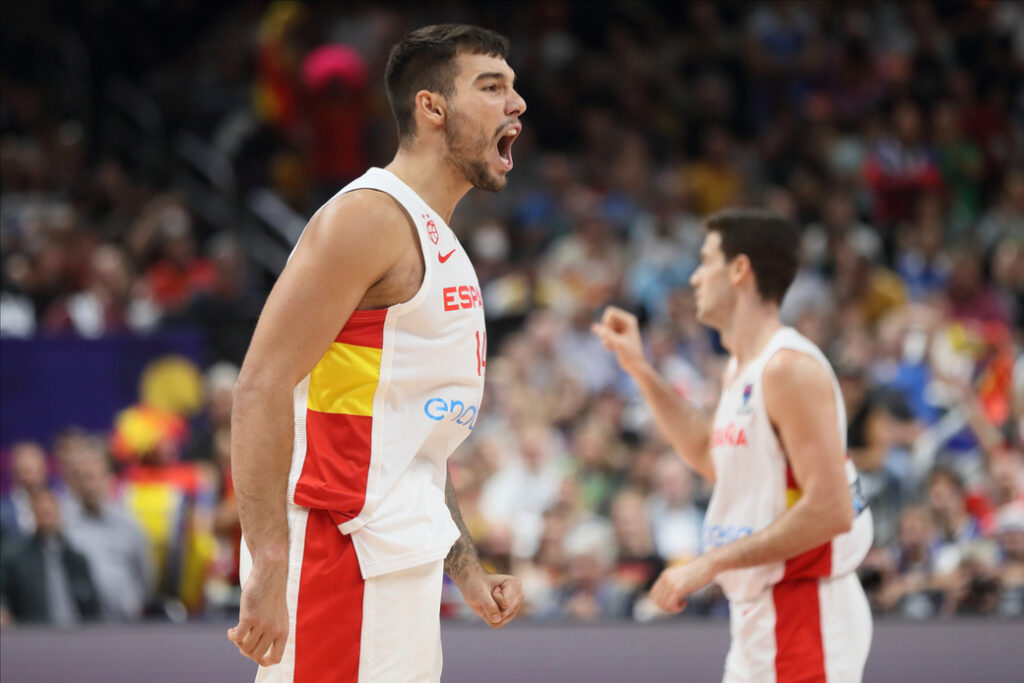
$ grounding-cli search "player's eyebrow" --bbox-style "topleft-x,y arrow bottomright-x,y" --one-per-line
474,71 -> 516,85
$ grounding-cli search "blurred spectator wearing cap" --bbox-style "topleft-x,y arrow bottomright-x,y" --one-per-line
110,359 -> 217,615
61,438 -> 152,621
302,44 -> 368,206
0,489 -> 101,626
0,441 -> 50,539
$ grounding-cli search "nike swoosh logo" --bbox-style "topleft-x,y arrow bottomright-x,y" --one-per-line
438,249 -> 456,264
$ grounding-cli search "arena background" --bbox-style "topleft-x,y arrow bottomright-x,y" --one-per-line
1,0 -> 1023,680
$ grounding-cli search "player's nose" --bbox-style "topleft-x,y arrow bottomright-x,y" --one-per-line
508,89 -> 526,117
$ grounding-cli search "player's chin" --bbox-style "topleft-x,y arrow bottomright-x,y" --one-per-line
477,167 -> 508,193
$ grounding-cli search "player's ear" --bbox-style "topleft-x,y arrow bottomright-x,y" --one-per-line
730,254 -> 752,285
415,90 -> 446,130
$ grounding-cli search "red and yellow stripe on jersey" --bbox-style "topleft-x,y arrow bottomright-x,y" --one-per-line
292,309 -> 387,522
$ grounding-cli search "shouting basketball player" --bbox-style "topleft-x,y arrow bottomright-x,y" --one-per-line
594,209 -> 873,682
228,24 -> 526,682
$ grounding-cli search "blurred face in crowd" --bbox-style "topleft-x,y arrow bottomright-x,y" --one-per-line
443,52 -> 525,192
31,490 -> 62,537
1001,526 -> 1024,561
893,100 -> 922,145
654,455 -> 693,508
690,231 -> 736,328
989,456 -> 1022,506
66,444 -> 112,512
11,441 -> 47,490
519,425 -> 551,471
898,506 -> 934,552
89,245 -> 132,301
927,472 -> 965,520
610,491 -> 652,555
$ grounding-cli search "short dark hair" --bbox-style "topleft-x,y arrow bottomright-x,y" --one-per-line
704,208 -> 800,305
385,24 -> 509,146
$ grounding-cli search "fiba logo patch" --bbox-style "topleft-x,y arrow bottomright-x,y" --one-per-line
737,383 -> 754,415
733,382 -> 757,413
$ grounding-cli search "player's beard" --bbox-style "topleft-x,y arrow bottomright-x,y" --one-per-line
444,106 -> 506,193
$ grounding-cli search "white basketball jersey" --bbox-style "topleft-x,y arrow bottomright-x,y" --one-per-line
286,168 -> 487,578
703,327 -> 873,601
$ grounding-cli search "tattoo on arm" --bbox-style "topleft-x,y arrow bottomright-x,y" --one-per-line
444,468 -> 480,580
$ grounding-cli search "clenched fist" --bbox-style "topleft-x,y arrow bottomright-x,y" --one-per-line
591,306 -> 649,376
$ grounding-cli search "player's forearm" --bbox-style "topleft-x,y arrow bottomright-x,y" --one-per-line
231,375 -> 294,567
443,467 -> 481,582
703,495 -> 853,574
629,361 -> 715,481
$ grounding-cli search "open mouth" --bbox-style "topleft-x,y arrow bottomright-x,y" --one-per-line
496,125 -> 520,170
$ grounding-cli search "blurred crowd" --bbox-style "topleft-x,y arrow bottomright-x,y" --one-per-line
2,1 -> 1023,626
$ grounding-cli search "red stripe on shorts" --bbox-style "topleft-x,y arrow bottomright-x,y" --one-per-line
772,579 -> 826,683
294,508 -> 363,683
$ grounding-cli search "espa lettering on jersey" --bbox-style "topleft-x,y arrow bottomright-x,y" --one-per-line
442,285 -> 483,312
712,423 -> 748,447
423,397 -> 479,430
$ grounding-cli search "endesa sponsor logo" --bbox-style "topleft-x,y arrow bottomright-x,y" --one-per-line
423,397 -> 479,430
711,423 -> 747,447
442,285 -> 483,312
703,523 -> 753,549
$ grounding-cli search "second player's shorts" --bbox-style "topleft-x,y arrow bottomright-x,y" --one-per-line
244,505 -> 445,683
723,571 -> 872,683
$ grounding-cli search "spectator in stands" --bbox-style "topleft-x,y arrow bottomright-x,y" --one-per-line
553,520 -> 617,621
42,243 -> 159,338
143,204 -> 214,313
863,97 -> 943,231
183,362 -> 238,465
646,453 -> 703,564
932,100 -> 984,236
876,505 -> 940,618
480,423 -> 563,561
183,234 -> 260,366
62,438 -> 153,620
995,505 -> 1024,616
0,441 -> 49,539
0,489 -> 101,626
608,488 -> 663,619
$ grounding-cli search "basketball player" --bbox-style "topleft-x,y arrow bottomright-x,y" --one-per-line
593,209 -> 873,682
227,25 -> 526,681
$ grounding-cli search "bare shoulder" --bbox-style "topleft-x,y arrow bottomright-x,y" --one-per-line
762,349 -> 833,405
311,188 -> 413,243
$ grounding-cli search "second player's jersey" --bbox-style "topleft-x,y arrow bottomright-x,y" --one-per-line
703,327 -> 873,601
286,168 -> 487,578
